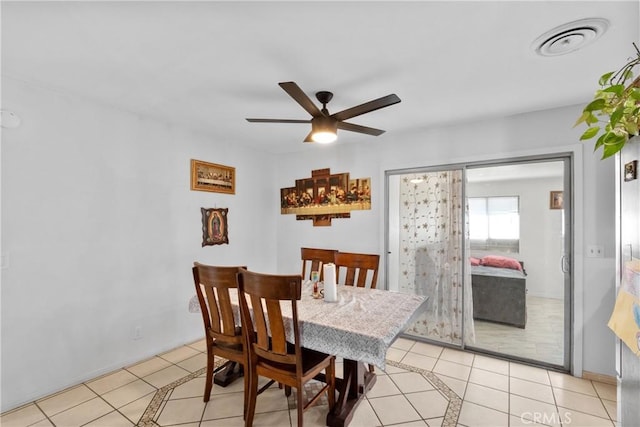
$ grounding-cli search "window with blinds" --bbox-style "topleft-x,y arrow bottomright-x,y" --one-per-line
468,196 -> 520,252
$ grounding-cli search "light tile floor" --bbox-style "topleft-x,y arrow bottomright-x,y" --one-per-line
1,338 -> 618,427
472,296 -> 565,366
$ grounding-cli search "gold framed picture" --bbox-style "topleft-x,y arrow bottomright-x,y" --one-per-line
191,159 -> 235,194
549,190 -> 564,210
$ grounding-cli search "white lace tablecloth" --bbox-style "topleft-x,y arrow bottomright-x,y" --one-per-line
295,283 -> 427,368
190,282 -> 427,369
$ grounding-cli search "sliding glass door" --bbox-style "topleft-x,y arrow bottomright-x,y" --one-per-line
464,159 -> 571,369
386,156 -> 572,371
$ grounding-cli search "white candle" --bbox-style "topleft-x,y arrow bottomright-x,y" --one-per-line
323,263 -> 338,302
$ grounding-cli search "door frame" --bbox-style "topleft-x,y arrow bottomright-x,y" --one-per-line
384,151 -> 580,373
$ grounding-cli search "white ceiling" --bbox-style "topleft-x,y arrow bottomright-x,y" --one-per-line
2,1 -> 638,154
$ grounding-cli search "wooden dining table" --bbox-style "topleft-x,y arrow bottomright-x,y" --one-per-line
213,281 -> 427,427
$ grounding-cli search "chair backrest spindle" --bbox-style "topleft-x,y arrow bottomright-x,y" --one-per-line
333,252 -> 380,289
301,247 -> 337,281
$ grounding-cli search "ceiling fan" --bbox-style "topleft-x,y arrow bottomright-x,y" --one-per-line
246,81 -> 401,143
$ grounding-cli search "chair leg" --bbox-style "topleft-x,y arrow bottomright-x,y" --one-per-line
203,353 -> 214,402
242,364 -> 248,420
296,386 -> 304,427
285,385 -> 292,396
245,366 -> 258,427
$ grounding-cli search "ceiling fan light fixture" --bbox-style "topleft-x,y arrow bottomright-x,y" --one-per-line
311,116 -> 338,143
312,131 -> 337,144
246,82 -> 400,144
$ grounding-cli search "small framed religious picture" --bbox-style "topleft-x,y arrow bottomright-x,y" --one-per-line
549,191 -> 564,210
191,159 -> 235,194
624,160 -> 637,182
201,207 -> 229,246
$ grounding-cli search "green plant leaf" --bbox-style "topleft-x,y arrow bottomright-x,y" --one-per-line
602,140 -> 625,159
586,112 -> 599,125
580,126 -> 600,140
579,47 -> 640,155
610,107 -> 624,127
602,131 -> 626,145
597,131 -> 627,159
573,111 -> 590,127
625,121 -> 639,136
603,84 -> 625,96
585,98 -> 606,112
599,71 -> 614,86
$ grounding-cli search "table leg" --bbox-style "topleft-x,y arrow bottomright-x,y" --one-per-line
326,359 -> 376,427
213,360 -> 243,387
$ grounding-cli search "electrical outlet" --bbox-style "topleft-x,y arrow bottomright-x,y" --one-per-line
587,245 -> 604,258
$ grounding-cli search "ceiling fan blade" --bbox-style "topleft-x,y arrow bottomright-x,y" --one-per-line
303,131 -> 314,143
332,94 -> 401,121
246,118 -> 310,123
337,121 -> 385,136
279,82 -> 322,117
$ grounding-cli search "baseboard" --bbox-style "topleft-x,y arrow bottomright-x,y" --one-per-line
582,370 -> 617,385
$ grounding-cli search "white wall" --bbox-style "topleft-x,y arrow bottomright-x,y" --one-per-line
0,79 -> 278,411
1,80 -> 618,411
467,176 -> 565,299
275,106 -> 617,377
275,143 -> 384,275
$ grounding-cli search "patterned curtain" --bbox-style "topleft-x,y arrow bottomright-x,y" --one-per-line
398,170 -> 475,345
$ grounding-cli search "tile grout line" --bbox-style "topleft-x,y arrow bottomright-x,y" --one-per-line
83,369 -> 151,422
4,340 -> 619,427
31,401 -> 55,427
32,385 -> 101,423
138,366 -> 209,427
102,343 -> 207,425
385,369 -> 432,425
387,360 -> 461,427
384,344 -> 618,426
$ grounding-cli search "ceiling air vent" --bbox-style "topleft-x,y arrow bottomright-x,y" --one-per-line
533,18 -> 609,57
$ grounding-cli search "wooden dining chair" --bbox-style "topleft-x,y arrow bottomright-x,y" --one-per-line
236,268 -> 336,427
333,251 -> 380,289
192,262 -> 248,410
300,247 -> 337,281
333,252 -> 380,374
